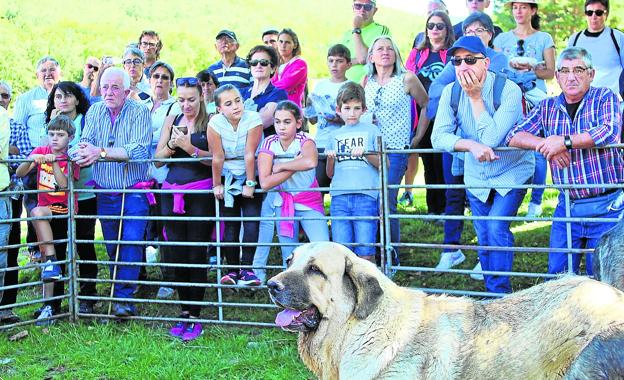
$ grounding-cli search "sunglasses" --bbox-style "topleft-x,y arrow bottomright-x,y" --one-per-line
176,77 -> 199,87
516,39 -> 525,57
0,93 -> 10,100
353,3 -> 374,11
86,64 -> 99,72
585,9 -> 606,16
427,22 -> 446,31
248,59 -> 271,67
151,73 -> 171,81
450,56 -> 486,66
123,58 -> 143,66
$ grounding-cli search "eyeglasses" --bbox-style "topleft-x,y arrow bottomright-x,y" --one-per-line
86,64 -> 99,72
450,56 -> 486,66
516,39 -> 525,57
176,77 -> 199,87
585,9 -> 606,17
427,22 -> 446,31
151,73 -> 171,81
467,0 -> 485,2
0,93 -> 10,100
122,58 -> 143,66
464,27 -> 488,36
140,41 -> 157,48
353,3 -> 374,11
248,59 -> 271,67
557,66 -> 590,76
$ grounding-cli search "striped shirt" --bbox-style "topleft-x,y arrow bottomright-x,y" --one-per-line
80,99 -> 152,189
9,118 -> 33,171
506,87 -> 623,200
207,56 -> 251,89
12,85 -> 49,148
432,72 -> 534,203
0,107 -> 9,191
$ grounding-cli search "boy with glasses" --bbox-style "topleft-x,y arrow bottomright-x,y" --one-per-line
138,30 -> 163,77
568,0 -> 624,99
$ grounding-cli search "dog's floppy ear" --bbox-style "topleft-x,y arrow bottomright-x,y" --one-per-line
345,254 -> 384,320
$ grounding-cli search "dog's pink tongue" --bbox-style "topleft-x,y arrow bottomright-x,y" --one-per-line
276,309 -> 302,327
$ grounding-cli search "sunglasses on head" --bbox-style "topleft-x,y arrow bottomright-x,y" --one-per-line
248,59 -> 271,67
427,22 -> 446,31
585,9 -> 606,16
451,56 -> 486,66
516,39 -> 525,57
151,73 -> 171,81
86,64 -> 99,72
353,3 -> 374,11
176,77 -> 199,87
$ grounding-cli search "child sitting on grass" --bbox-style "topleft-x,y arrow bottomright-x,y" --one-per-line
326,82 -> 381,263
16,115 -> 79,325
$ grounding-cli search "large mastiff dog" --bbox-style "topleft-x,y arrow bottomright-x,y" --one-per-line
268,242 -> 624,379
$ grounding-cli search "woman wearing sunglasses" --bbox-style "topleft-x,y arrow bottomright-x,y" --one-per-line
568,0 -> 624,99
272,28 -> 308,107
494,0 -> 555,219
154,76 -> 214,341
242,45 -> 288,137
401,10 -> 454,212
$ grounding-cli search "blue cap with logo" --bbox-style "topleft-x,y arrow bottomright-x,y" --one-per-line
448,36 -> 487,57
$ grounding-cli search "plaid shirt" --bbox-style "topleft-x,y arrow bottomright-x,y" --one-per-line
9,118 -> 33,181
507,87 -> 623,200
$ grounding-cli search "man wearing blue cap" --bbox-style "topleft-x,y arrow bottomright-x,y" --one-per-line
207,30 -> 251,89
431,36 -> 534,294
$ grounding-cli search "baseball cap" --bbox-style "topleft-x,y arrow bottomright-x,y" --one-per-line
448,36 -> 487,57
216,30 -> 237,42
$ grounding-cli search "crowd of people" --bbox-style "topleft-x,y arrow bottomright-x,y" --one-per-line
0,0 -> 623,340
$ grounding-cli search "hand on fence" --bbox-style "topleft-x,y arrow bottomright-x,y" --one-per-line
325,150 -> 336,159
351,147 -> 365,157
213,184 -> 224,200
242,185 -> 255,198
75,143 -> 100,167
550,151 -> 571,169
469,142 -> 499,162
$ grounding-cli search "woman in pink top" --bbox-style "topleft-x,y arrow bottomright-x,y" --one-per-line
272,28 -> 308,107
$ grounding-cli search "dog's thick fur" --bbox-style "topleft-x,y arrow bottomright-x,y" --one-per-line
268,242 -> 624,380
593,218 -> 624,292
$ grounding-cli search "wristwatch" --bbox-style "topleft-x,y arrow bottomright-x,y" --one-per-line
245,179 -> 257,187
564,135 -> 573,150
99,148 -> 107,159
352,28 -> 362,35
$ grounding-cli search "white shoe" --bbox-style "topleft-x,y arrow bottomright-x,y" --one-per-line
435,250 -> 466,270
526,202 -> 542,218
145,246 -> 159,263
35,305 -> 54,326
470,262 -> 484,281
156,287 -> 175,299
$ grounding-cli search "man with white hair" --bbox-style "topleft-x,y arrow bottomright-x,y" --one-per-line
76,67 -> 152,317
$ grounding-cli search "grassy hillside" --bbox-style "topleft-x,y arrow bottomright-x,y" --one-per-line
0,0 -> 423,97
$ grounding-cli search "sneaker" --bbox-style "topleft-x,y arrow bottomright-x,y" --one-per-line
145,246 -> 159,263
398,191 -> 414,207
435,250 -> 466,270
112,303 -> 136,318
470,261 -> 485,281
237,270 -> 261,286
169,315 -> 189,338
41,259 -> 62,282
220,272 -> 239,286
157,287 -> 175,299
209,256 -> 218,271
78,301 -> 94,314
181,322 -> 203,341
35,305 -> 54,326
0,309 -> 21,324
526,202 -> 542,218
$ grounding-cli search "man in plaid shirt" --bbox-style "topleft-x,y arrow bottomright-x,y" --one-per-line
506,47 -> 624,276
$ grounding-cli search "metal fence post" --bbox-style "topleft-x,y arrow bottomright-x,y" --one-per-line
379,139 -> 393,276
563,169 -> 573,274
67,162 -> 77,321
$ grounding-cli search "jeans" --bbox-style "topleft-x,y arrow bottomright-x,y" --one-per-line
275,206 -> 329,263
330,194 -> 378,256
0,195 -> 12,302
387,153 -> 408,248
0,196 -> 21,308
549,190 -> 624,276
467,188 -> 527,294
530,152 -> 547,205
253,192 -> 278,283
442,153 -> 465,252
97,192 -> 149,300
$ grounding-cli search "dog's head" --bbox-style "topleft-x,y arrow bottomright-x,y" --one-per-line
267,242 -> 384,333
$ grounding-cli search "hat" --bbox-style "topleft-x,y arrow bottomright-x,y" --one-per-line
216,30 -> 237,42
448,36 -> 487,57
505,0 -> 538,6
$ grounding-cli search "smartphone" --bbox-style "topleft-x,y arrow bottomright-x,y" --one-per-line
176,125 -> 188,135
103,56 -> 122,66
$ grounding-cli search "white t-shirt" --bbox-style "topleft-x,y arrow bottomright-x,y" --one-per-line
209,110 -> 262,176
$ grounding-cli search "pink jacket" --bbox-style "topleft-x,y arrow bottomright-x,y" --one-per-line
271,56 -> 308,107
279,180 -> 324,238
